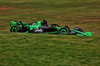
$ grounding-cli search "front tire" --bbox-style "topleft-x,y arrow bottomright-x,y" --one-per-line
50,24 -> 60,27
60,27 -> 70,35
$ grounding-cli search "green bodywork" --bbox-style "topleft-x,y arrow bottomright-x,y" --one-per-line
10,21 -> 41,30
70,29 -> 92,36
29,21 -> 41,30
10,21 -> 29,28
10,21 -> 92,36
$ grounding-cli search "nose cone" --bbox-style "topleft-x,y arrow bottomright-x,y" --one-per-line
86,32 -> 93,36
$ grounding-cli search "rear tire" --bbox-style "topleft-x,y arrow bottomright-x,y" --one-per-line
10,25 -> 22,32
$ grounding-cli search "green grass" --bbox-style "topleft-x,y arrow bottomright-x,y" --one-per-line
0,0 -> 100,66
0,33 -> 100,66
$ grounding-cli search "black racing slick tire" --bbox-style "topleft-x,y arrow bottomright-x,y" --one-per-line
60,26 -> 70,35
10,25 -> 22,32
50,24 -> 60,27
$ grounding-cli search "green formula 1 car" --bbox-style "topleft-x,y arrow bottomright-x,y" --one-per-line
10,20 -> 92,36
